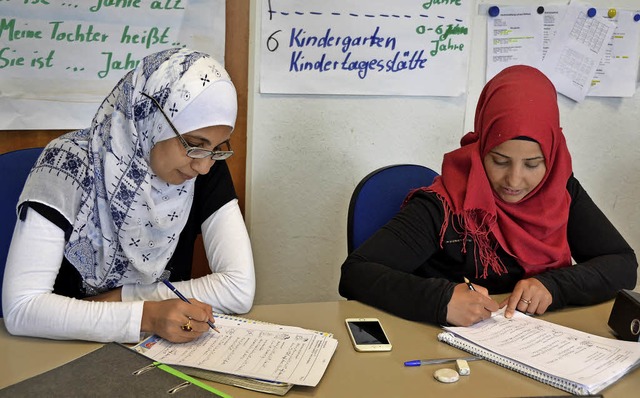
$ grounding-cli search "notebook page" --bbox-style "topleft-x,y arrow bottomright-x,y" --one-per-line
138,316 -> 338,387
442,309 -> 640,392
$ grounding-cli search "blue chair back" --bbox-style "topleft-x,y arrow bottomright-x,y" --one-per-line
347,164 -> 439,253
0,147 -> 44,317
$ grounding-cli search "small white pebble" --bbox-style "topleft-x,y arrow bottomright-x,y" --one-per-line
434,368 -> 460,383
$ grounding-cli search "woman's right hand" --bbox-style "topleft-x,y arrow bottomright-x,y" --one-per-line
446,283 -> 499,326
141,298 -> 216,343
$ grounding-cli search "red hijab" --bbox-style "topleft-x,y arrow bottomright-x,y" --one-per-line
420,65 -> 573,278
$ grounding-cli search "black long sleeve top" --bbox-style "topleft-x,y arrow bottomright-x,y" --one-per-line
339,175 -> 637,325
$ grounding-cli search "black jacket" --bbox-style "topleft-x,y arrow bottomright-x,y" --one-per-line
339,176 -> 637,324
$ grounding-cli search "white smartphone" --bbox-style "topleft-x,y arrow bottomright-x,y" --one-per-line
345,318 -> 392,352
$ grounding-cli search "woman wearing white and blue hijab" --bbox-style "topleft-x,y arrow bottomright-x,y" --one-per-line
2,48 -> 255,343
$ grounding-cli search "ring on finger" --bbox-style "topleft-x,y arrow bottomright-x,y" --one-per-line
181,319 -> 193,332
520,298 -> 532,304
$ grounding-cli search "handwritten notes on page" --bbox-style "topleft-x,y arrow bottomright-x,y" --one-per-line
260,0 -> 473,96
440,309 -> 640,395
137,315 -> 338,387
0,0 -> 225,128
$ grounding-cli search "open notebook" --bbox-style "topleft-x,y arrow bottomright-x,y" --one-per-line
438,309 -> 640,395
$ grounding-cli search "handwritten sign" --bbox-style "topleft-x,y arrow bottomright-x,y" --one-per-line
260,0 -> 472,96
0,0 -> 225,128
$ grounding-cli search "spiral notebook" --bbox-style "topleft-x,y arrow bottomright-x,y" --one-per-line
438,309 -> 640,396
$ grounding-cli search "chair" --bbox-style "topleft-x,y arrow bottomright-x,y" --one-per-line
0,147 -> 44,317
347,164 -> 439,253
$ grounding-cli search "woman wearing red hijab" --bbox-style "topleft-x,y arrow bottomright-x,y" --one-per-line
339,65 -> 637,326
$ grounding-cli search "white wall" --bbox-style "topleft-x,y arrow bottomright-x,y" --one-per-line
246,0 -> 640,305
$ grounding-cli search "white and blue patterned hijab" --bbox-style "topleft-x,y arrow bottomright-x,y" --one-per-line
19,48 -> 237,295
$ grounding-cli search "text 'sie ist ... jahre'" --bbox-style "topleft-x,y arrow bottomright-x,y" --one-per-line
1,0 -> 183,76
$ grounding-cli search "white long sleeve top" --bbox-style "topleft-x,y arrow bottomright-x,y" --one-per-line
2,199 -> 255,343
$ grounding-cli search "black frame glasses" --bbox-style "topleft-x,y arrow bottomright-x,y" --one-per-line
141,92 -> 234,161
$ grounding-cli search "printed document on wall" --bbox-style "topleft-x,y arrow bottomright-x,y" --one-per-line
486,6 -> 543,81
588,9 -> 640,97
540,3 -> 616,102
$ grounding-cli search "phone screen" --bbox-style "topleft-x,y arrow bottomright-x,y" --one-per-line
347,320 -> 390,345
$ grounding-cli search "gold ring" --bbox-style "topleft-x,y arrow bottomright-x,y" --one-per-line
520,298 -> 532,304
181,319 -> 192,332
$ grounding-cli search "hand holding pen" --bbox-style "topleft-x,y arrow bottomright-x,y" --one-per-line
162,279 -> 221,333
445,277 -> 499,326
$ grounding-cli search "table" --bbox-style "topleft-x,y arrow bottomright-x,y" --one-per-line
1,299 -> 638,397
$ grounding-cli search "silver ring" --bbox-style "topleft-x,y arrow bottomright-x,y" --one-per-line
520,298 -> 532,304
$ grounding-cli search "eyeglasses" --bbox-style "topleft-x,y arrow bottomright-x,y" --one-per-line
141,92 -> 234,160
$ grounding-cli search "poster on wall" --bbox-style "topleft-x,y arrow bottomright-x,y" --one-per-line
0,0 -> 225,129
260,0 -> 473,96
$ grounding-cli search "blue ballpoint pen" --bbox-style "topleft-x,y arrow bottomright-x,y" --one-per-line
162,279 -> 220,333
404,356 -> 481,367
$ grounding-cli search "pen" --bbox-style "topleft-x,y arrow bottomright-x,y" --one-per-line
463,276 -> 476,291
404,356 -> 482,367
162,279 -> 220,333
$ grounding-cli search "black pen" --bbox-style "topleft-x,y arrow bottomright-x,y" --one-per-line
162,279 -> 220,333
463,276 -> 476,291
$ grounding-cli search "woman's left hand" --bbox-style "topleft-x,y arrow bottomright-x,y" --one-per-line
499,278 -> 552,318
